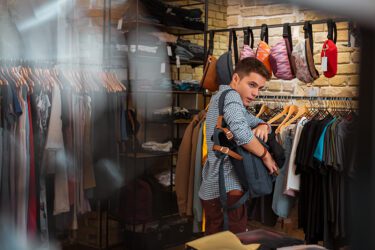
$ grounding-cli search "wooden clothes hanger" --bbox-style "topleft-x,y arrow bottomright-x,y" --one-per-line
0,66 -> 9,85
256,103 -> 270,118
279,105 -> 309,133
275,104 -> 299,134
267,104 -> 290,125
113,72 -> 127,92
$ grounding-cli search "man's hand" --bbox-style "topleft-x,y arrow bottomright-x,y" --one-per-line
262,152 -> 279,175
252,123 -> 269,142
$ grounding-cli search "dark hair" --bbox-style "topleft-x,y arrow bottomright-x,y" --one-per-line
233,57 -> 271,81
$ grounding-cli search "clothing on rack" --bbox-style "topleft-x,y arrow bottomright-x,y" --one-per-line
0,63 -> 126,244
176,110 -> 206,217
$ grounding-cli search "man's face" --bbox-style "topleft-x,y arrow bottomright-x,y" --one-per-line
230,72 -> 267,107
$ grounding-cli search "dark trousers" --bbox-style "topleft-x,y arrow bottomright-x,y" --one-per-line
201,191 -> 247,235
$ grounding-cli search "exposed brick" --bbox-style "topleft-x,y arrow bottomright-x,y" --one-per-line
314,54 -> 322,64
351,52 -> 360,63
337,64 -> 359,75
242,18 -> 255,26
348,75 -> 360,86
216,12 -> 225,20
255,17 -> 282,26
228,0 -> 241,6
328,76 -> 348,86
221,6 -> 228,13
228,5 -> 241,15
336,22 -> 348,30
180,73 -> 193,80
319,87 -> 356,97
264,4 -> 293,16
337,30 -> 349,42
338,52 -> 350,64
217,20 -> 227,27
208,11 -> 216,19
313,32 -> 327,43
240,6 -> 265,17
219,35 -> 228,43
312,76 -> 329,86
282,82 -> 295,93
269,27 -> 283,37
227,16 -> 239,26
337,45 -> 355,53
302,11 -> 327,21
211,4 -> 220,12
281,16 -> 296,24
219,42 -> 229,50
313,24 -> 325,32
266,80 -> 282,91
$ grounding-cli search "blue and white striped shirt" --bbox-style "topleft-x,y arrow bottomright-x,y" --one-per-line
199,85 -> 266,200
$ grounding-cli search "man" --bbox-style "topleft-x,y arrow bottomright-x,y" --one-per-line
199,57 -> 279,235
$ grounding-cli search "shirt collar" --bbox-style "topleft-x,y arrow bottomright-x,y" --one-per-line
219,85 -> 233,91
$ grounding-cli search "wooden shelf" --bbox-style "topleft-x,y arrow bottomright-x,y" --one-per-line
120,150 -> 178,159
131,89 -> 207,95
122,19 -> 204,36
147,118 -> 192,124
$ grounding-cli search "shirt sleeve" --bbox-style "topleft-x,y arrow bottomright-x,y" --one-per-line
245,110 -> 272,134
223,91 -> 253,145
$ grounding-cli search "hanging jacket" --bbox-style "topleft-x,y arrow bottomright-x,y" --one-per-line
176,110 -> 206,216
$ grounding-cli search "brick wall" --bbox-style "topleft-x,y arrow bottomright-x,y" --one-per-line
226,0 -> 360,97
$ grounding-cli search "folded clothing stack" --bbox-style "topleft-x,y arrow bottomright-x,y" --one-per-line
171,39 -> 205,63
153,106 -> 193,120
140,0 -> 204,31
173,80 -> 200,91
142,141 -> 173,152
154,170 -> 175,187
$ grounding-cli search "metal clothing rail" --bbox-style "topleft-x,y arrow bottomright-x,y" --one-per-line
257,95 -> 357,101
208,17 -> 350,34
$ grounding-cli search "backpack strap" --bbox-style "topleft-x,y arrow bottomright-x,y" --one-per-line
327,19 -> 337,44
213,89 -> 250,231
244,27 -> 254,49
260,24 -> 269,44
303,21 -> 314,54
283,23 -> 293,51
283,23 -> 295,76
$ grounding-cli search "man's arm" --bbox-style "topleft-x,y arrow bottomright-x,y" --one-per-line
242,138 -> 278,174
223,92 -> 278,174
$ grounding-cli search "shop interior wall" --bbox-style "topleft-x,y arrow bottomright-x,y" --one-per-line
73,0 -> 361,179
227,0 -> 360,98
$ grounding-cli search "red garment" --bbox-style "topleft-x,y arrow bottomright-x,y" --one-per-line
321,39 -> 338,78
27,95 -> 37,238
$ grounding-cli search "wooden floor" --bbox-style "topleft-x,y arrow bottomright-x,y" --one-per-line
62,205 -> 305,250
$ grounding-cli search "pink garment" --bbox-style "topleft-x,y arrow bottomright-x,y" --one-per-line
239,45 -> 256,60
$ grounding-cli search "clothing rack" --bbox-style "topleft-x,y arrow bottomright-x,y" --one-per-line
0,59 -> 126,69
208,17 -> 350,33
257,95 -> 357,101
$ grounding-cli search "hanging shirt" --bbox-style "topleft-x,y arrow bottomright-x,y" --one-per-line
285,117 -> 307,192
313,118 -> 337,162
45,85 -> 64,150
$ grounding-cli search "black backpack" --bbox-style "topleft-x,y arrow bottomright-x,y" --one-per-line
212,89 -> 277,230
